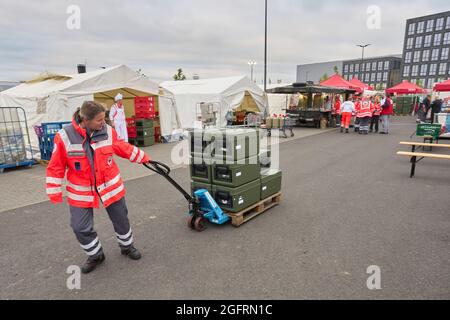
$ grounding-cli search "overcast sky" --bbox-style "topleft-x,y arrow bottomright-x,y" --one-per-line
0,0 -> 449,83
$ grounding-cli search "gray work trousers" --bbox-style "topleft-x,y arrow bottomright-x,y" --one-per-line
69,197 -> 134,258
381,115 -> 390,133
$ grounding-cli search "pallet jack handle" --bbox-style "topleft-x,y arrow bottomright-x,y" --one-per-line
143,161 -> 194,204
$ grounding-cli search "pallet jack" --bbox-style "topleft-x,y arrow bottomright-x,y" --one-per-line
143,161 -> 230,232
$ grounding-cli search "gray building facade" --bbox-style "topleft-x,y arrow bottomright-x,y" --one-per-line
296,60 -> 343,83
401,11 -> 450,89
342,55 -> 403,90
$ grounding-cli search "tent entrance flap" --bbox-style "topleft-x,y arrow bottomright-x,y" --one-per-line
94,87 -> 159,119
232,91 -> 260,113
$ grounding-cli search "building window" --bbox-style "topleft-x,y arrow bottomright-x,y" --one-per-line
384,61 -> 389,70
439,63 -> 447,75
434,33 -> 442,46
349,64 -> 354,73
403,66 -> 410,77
447,17 -> 450,29
426,19 -> 434,32
420,64 -> 428,76
378,61 -> 383,70
417,21 -> 425,33
436,18 -> 444,31
422,50 -> 430,62
372,62 -> 377,71
344,65 -> 348,73
376,72 -> 382,81
361,63 -> 365,72
411,65 -> 419,76
383,72 -> 388,81
371,73 -> 376,82
431,49 -> 440,61
424,35 -> 432,47
442,48 -> 449,60
429,64 -> 437,76
427,78 -> 435,89
443,32 -> 450,45
413,51 -> 421,63
405,52 -> 412,63
420,79 -> 427,88
366,62 -> 371,71
415,36 -> 423,48
365,73 -> 370,82
406,37 -> 414,49
408,23 -> 416,35
448,63 -> 450,74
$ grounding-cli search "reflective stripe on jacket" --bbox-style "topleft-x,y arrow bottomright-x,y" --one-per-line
46,119 -> 150,208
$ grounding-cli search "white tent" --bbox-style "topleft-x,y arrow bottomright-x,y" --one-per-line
259,83 -> 293,116
0,65 -> 163,147
160,76 -> 268,130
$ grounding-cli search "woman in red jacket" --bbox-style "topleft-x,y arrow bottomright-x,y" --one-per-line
46,101 -> 150,273
380,94 -> 394,134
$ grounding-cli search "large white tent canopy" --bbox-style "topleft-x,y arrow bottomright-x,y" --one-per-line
0,65 -> 164,146
160,76 -> 268,129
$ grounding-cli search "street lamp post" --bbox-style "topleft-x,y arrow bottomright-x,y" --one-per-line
248,61 -> 257,82
357,44 -> 371,78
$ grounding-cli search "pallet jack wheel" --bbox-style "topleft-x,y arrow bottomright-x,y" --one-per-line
187,215 -> 195,229
194,216 -> 207,232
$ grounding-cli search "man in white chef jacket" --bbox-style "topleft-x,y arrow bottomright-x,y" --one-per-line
109,93 -> 128,142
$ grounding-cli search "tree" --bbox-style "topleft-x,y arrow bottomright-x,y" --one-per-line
320,73 -> 329,83
173,68 -> 186,81
415,79 -> 424,87
333,66 -> 340,75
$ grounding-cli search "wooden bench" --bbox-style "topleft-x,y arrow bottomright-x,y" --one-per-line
399,141 -> 450,153
397,144 -> 450,177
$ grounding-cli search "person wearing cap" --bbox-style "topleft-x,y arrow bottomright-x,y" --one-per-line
110,93 -> 128,142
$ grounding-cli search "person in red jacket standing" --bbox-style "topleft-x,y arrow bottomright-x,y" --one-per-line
370,97 -> 382,133
333,96 -> 342,127
380,94 -> 394,134
46,101 -> 150,273
356,97 -> 374,134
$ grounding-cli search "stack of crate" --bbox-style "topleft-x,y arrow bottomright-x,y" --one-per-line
126,118 -> 137,145
134,96 -> 156,119
134,118 -> 155,147
190,128 -> 282,214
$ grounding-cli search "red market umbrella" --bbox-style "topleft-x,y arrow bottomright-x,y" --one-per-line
434,79 -> 450,92
349,77 -> 374,91
386,80 -> 426,95
320,74 -> 362,93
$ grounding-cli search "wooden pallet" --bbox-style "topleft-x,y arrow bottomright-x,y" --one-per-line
226,192 -> 281,227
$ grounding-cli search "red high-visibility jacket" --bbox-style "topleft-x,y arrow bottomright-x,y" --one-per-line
356,100 -> 374,118
46,119 -> 150,208
372,102 -> 382,116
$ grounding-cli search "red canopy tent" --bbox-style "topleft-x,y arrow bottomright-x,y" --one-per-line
434,79 -> 450,92
320,74 -> 362,93
349,77 -> 374,91
385,80 -> 426,95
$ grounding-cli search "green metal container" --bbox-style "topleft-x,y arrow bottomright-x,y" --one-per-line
189,128 -> 224,158
190,153 -> 213,183
212,179 -> 261,213
260,169 -> 282,200
212,155 -> 260,188
213,128 -> 260,162
136,127 -> 155,138
191,181 -> 212,196
135,119 -> 154,128
136,136 -> 155,147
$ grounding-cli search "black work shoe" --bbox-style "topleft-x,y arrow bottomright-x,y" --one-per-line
81,253 -> 105,274
345,129 -> 349,133
121,246 -> 142,260
340,127 -> 344,133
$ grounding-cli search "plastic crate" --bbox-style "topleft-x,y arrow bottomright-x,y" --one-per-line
127,127 -> 137,138
135,111 -> 156,119
126,118 -> 136,128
